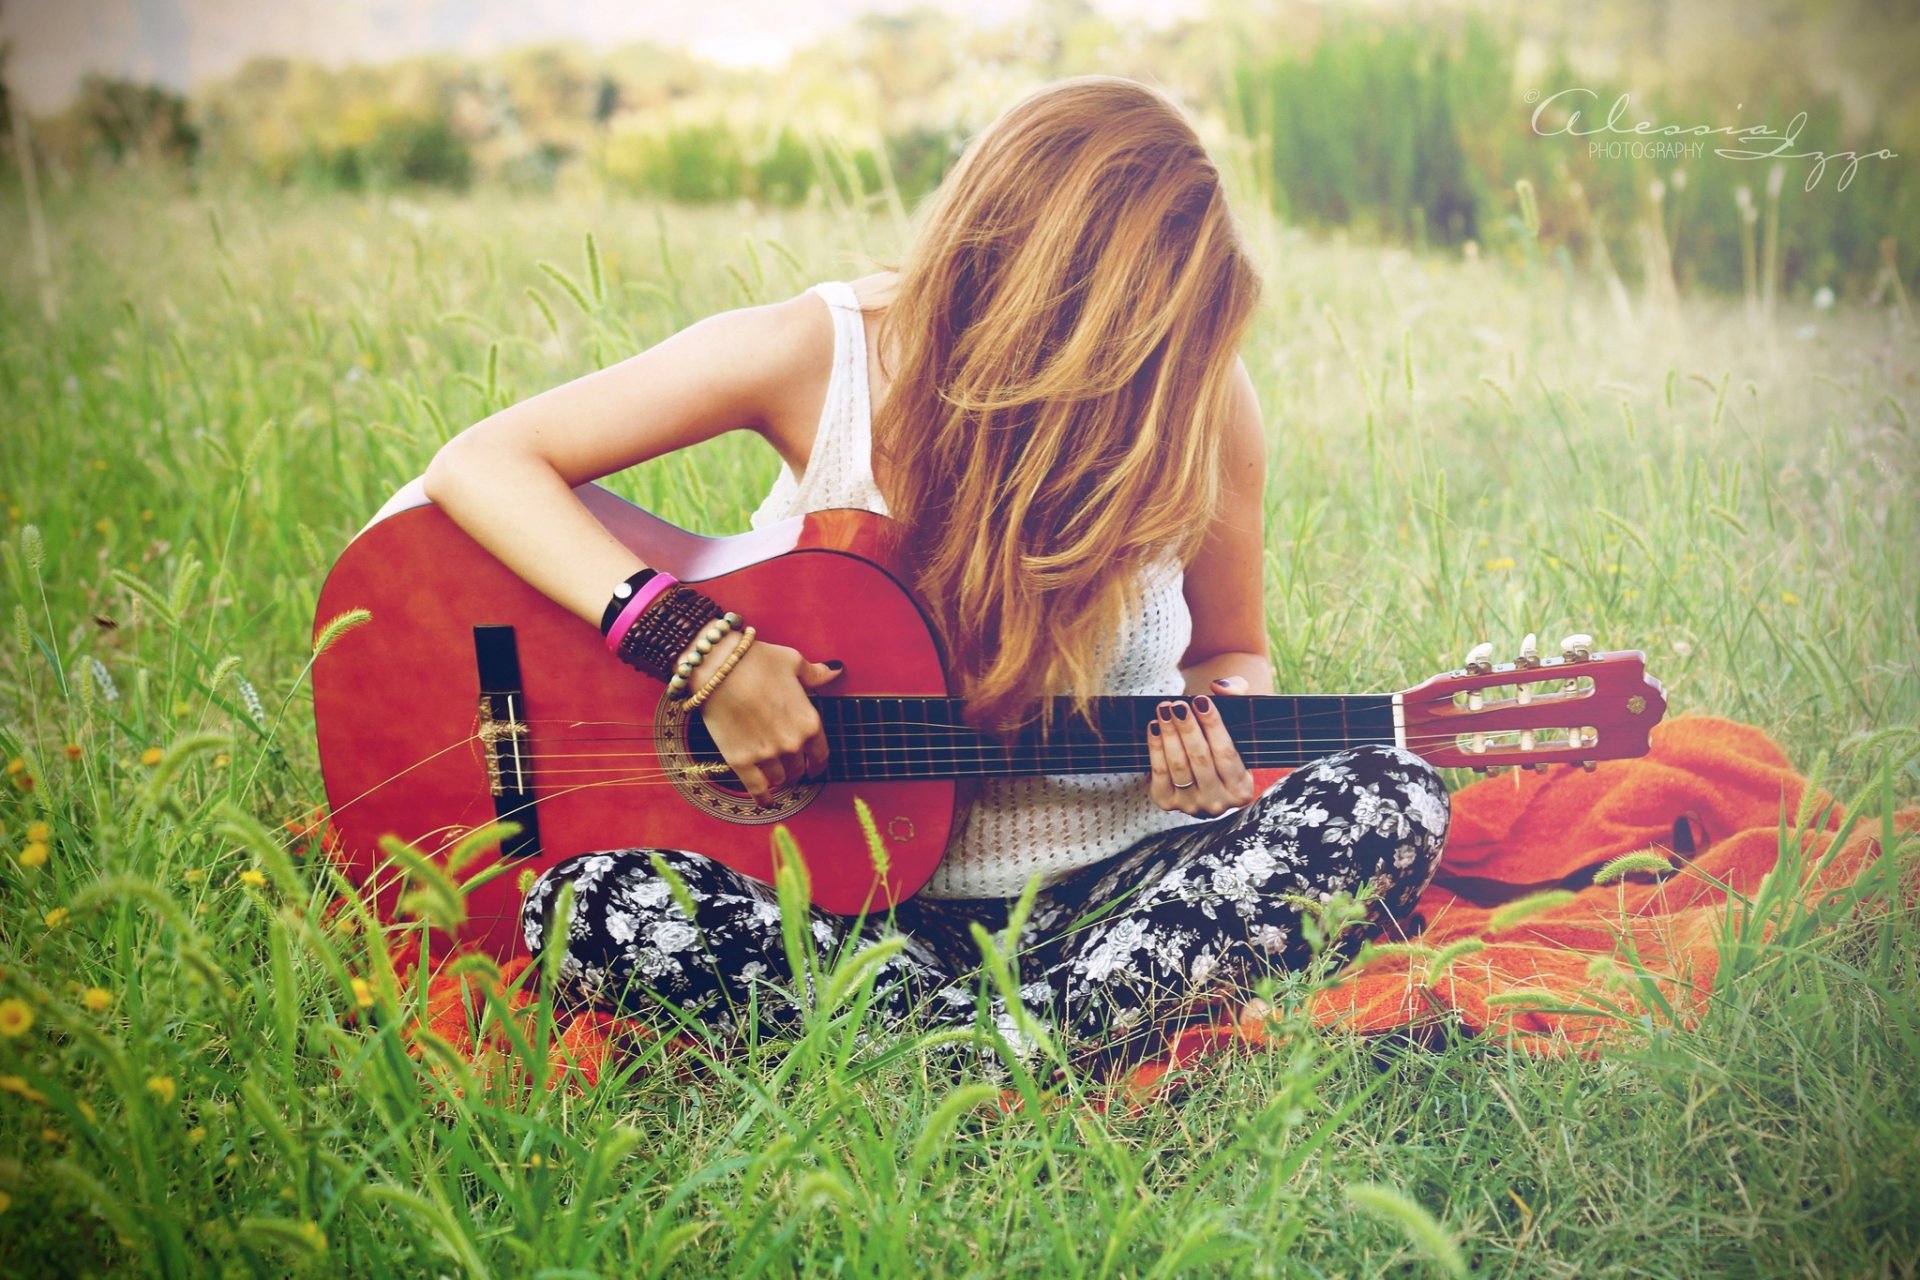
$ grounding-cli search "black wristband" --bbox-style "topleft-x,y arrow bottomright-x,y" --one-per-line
600,568 -> 661,636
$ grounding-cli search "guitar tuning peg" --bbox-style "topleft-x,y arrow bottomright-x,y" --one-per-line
1464,641 -> 1494,675
1515,632 -> 1540,669
1581,760 -> 1597,772
1560,633 -> 1593,662
1515,632 -> 1541,704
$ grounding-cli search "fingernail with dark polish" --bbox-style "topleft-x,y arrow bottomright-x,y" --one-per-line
1149,722 -> 1160,737
1195,695 -> 1212,714
826,660 -> 844,671
1157,703 -> 1173,720
1173,703 -> 1189,721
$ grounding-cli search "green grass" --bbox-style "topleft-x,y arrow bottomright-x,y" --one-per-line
1,178 -> 1916,1277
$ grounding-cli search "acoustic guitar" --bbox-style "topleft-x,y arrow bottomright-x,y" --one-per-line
311,479 -> 1668,960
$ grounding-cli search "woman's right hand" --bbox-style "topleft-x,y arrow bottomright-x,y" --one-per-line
691,632 -> 843,806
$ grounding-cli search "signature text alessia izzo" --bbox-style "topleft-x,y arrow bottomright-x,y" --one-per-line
1529,88 -> 1896,191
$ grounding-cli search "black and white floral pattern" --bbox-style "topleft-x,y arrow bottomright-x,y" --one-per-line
521,744 -> 1449,1071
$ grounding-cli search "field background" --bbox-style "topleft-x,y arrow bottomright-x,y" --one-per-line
3,0 -> 1919,1275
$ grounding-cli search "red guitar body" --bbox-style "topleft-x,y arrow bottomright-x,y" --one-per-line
312,480 -> 959,960
313,480 -> 1668,965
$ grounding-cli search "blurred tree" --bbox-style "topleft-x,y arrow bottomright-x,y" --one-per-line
63,73 -> 199,167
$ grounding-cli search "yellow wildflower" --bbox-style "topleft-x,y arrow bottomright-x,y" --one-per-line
4,758 -> 22,776
238,869 -> 267,888
172,701 -> 190,717
26,821 -> 49,843
18,842 -> 47,869
187,1125 -> 207,1145
63,744 -> 81,761
39,1127 -> 63,1145
93,519 -> 110,535
214,754 -> 230,768
183,869 -> 205,884
0,1074 -> 47,1102
1484,557 -> 1516,573
0,999 -> 33,1037
43,907 -> 69,928
301,1222 -> 327,1250
81,987 -> 113,1013
350,978 -> 375,1009
140,747 -> 164,766
146,1076 -> 177,1104
1780,591 -> 1801,606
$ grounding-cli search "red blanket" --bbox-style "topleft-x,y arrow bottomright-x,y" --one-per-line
381,715 -> 1913,1095
1127,715 -> 1915,1096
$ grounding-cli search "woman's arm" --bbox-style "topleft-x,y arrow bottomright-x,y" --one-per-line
1179,356 -> 1275,696
1150,356 -> 1273,816
421,292 -> 844,805
421,294 -> 831,623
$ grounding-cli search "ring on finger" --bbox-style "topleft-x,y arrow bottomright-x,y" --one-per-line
1172,778 -> 1196,790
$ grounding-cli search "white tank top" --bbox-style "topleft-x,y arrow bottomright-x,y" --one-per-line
749,280 -> 1200,899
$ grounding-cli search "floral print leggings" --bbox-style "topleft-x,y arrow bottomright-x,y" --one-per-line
520,744 -> 1450,1072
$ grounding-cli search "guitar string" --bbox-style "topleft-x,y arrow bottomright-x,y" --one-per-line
500,695 -> 1594,742
489,729 -> 1585,788
505,702 -> 1588,740
477,710 -> 1583,779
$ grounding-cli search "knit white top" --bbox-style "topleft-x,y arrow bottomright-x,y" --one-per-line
749,280 -> 1200,899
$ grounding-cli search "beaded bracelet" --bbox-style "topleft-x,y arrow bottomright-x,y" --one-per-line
683,626 -> 756,711
667,612 -> 744,699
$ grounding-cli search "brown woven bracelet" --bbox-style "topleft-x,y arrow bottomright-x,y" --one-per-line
614,584 -> 725,681
619,596 -> 697,672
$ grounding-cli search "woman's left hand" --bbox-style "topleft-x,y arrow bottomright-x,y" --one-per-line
1147,675 -> 1259,817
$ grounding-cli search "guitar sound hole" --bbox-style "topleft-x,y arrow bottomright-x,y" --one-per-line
682,718 -> 743,789
660,700 -> 818,824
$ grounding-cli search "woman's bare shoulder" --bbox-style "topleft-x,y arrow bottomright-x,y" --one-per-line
847,270 -> 901,309
752,282 -> 865,474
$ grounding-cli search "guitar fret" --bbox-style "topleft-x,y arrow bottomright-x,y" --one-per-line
884,696 -> 904,780
904,696 -> 926,779
846,696 -> 866,781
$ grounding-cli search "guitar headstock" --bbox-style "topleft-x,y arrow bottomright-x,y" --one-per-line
1399,632 -> 1666,771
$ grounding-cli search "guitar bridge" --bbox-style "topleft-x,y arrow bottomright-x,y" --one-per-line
474,624 -> 541,857
477,697 -> 529,796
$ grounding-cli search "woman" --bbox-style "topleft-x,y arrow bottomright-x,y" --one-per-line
421,76 -> 1450,1074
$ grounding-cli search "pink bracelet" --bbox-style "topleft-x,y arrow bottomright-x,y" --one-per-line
603,571 -> 678,654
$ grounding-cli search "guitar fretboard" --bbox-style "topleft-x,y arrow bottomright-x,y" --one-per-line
688,694 -> 1398,781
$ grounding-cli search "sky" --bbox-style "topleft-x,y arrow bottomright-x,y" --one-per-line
0,0 -> 1209,113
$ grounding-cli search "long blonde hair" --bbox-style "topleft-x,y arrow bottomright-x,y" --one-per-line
867,76 -> 1263,743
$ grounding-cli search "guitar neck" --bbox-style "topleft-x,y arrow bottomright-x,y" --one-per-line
695,694 -> 1400,781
